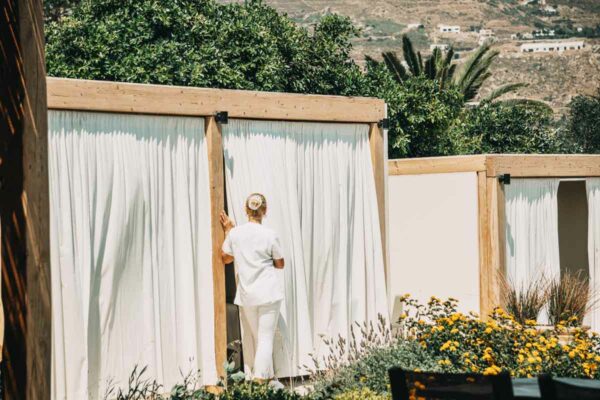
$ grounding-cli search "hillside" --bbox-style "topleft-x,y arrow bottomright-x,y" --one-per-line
227,0 -> 600,112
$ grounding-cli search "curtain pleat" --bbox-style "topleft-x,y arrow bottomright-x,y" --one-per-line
49,110 -> 216,399
586,178 -> 600,332
222,119 -> 388,377
504,178 -> 560,324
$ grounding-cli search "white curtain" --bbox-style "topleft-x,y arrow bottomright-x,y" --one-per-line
504,179 -> 561,289
222,119 -> 388,377
586,178 -> 600,332
49,110 -> 216,399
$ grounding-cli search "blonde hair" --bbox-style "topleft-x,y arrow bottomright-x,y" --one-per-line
245,193 -> 267,220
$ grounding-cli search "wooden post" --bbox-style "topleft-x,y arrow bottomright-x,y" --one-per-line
479,177 -> 505,316
205,116 -> 227,377
0,0 -> 51,398
368,123 -> 387,276
477,172 -> 492,318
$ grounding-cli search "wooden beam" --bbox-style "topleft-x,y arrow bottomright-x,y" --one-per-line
23,0 -> 52,395
477,172 -> 491,318
1,0 -> 51,398
388,155 -> 487,176
205,116 -> 227,378
487,155 -> 600,177
369,123 -> 387,279
46,77 -> 386,123
485,177 -> 504,315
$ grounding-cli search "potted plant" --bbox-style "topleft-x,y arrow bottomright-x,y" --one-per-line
499,273 -> 548,326
547,271 -> 597,334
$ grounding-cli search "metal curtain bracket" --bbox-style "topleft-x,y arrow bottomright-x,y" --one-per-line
215,111 -> 228,124
498,173 -> 511,185
377,118 -> 389,129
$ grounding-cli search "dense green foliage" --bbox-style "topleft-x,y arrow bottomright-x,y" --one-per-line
46,0 -> 366,96
308,297 -> 600,400
567,89 -> 600,153
45,0 -> 592,158
450,102 -> 565,154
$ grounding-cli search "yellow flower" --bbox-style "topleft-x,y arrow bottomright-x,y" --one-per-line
483,365 -> 501,375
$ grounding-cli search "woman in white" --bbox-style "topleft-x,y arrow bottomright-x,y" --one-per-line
220,193 -> 285,379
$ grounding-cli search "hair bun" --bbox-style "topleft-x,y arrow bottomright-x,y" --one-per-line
247,194 -> 263,211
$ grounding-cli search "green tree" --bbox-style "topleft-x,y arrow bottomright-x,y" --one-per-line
44,0 -> 81,22
566,89 -> 600,153
371,36 -> 548,108
362,63 -> 464,158
449,101 -> 564,154
45,0 -> 367,96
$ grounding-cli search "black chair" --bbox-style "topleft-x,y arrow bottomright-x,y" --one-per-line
388,367 -> 515,400
538,374 -> 600,400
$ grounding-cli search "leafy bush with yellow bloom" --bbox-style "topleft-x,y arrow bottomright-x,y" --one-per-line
332,387 -> 389,400
399,295 -> 600,379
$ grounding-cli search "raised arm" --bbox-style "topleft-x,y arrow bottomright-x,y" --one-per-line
220,211 -> 235,264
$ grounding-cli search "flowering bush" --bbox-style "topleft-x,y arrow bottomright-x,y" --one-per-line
399,295 -> 600,379
332,387 -> 389,400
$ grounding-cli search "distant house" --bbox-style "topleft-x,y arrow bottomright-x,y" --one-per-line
533,29 -> 555,38
542,5 -> 558,15
439,25 -> 460,33
407,23 -> 424,29
478,29 -> 495,45
430,44 -> 450,51
520,40 -> 585,53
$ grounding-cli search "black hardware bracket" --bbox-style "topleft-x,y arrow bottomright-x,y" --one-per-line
498,173 -> 511,185
215,111 -> 228,124
378,118 -> 389,129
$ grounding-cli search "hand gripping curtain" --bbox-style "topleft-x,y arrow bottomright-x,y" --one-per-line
222,119 -> 388,377
504,178 -> 561,298
49,111 -> 216,399
587,178 -> 600,332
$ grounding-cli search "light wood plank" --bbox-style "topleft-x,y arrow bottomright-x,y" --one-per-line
205,117 -> 227,378
486,177 -> 504,315
487,155 -> 600,177
388,155 -> 487,176
18,0 -> 52,398
47,77 -> 385,123
477,172 -> 491,318
369,123 -> 387,281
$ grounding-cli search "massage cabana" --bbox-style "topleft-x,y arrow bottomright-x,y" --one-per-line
387,154 -> 600,327
42,77 -> 388,398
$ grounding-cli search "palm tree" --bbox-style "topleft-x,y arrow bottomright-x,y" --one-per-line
368,35 -> 550,110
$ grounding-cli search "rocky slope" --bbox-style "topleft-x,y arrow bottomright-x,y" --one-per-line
223,0 -> 600,112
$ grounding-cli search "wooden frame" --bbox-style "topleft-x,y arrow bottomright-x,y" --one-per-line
46,77 -> 387,379
1,0 -> 51,399
389,154 -> 600,317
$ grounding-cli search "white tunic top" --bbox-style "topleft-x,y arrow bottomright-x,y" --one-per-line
222,222 -> 284,306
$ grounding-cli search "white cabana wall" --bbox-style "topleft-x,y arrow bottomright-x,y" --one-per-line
222,119 -> 388,377
49,110 -> 216,399
388,172 -> 481,314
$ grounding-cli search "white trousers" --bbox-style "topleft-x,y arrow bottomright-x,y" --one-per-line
239,301 -> 281,379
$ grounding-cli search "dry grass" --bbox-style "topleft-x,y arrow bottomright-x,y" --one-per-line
547,271 -> 597,326
499,272 -> 549,325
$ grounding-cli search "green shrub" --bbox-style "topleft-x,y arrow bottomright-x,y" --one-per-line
333,387 -> 389,400
307,317 -> 443,399
399,295 -> 600,379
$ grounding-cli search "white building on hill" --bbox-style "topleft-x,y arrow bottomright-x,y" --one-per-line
439,25 -> 460,33
520,40 -> 586,53
430,44 -> 450,51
